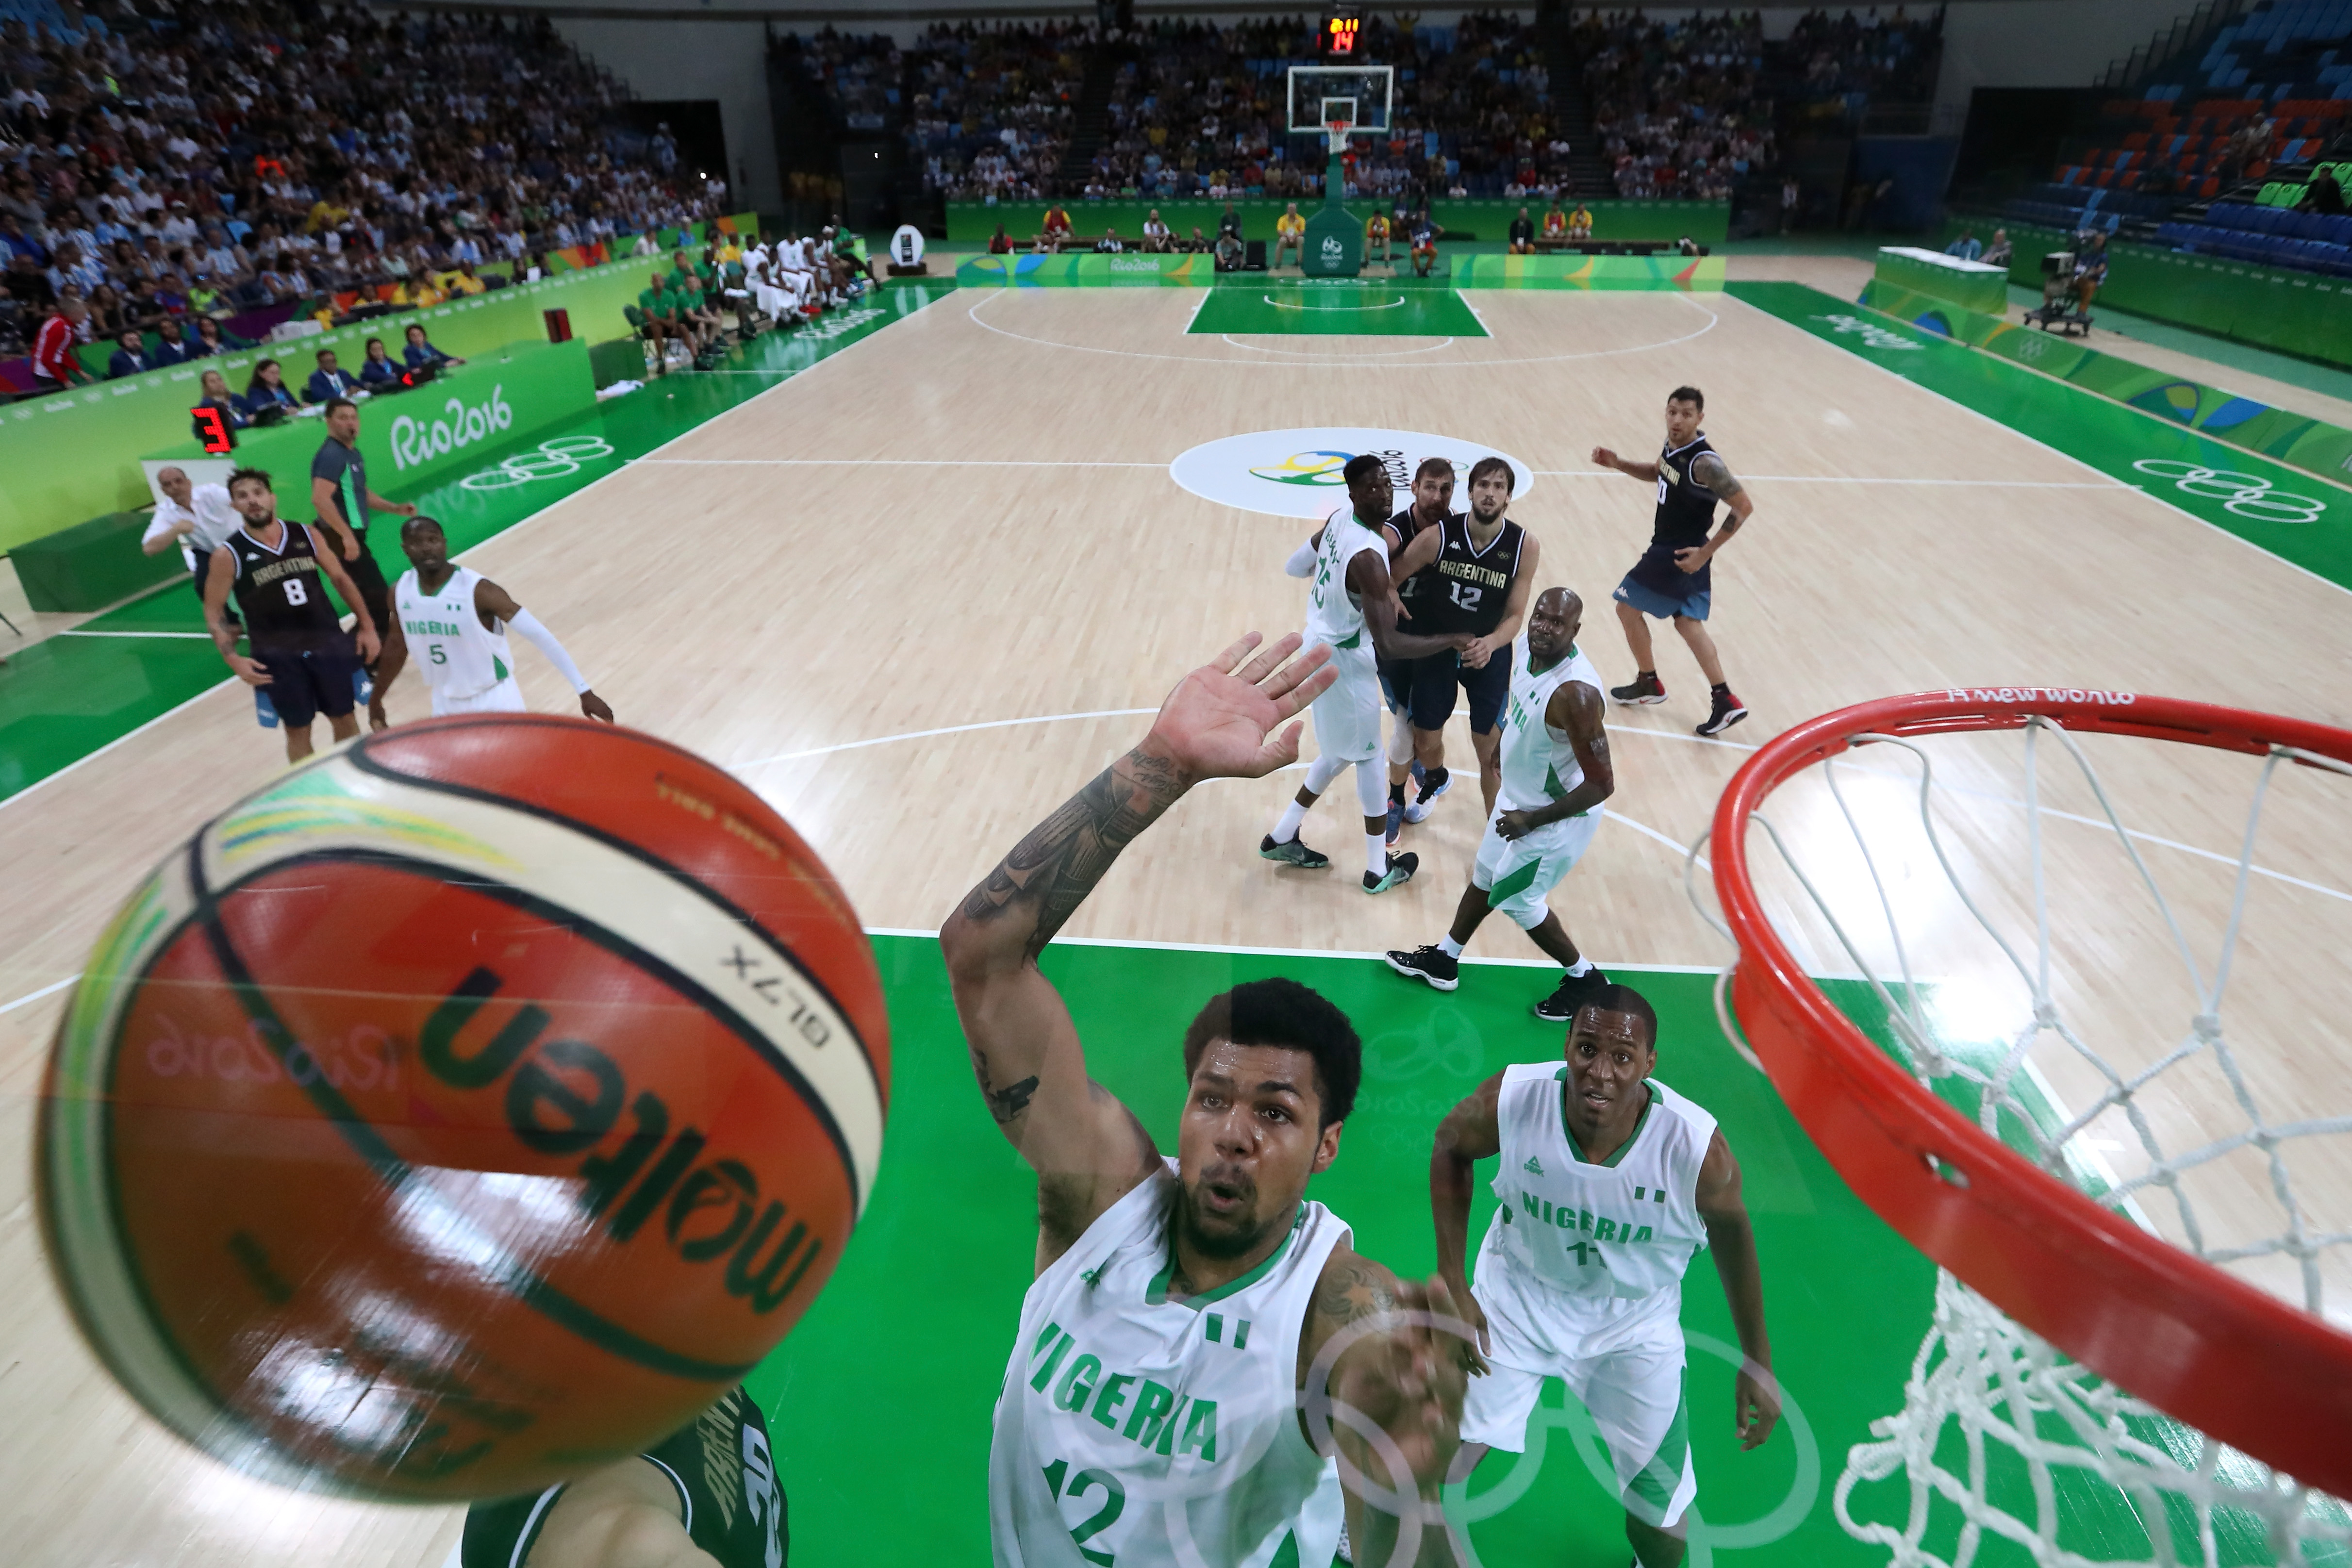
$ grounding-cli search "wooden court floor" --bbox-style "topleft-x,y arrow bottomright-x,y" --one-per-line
1,284 -> 2349,1566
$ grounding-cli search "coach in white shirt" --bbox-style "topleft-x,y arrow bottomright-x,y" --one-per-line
141,466 -> 244,617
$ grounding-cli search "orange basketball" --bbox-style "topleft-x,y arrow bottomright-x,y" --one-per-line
36,716 -> 890,1500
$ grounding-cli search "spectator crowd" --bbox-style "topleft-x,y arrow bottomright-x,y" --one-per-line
894,13 -> 1569,204
1580,10 -> 1775,199
1081,15 -> 1560,203
899,22 -> 1084,201
0,0 -> 720,375
1784,5 -> 1943,116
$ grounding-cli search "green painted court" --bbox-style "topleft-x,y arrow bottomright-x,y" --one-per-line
1192,284 -> 1490,337
757,938 -> 2262,1568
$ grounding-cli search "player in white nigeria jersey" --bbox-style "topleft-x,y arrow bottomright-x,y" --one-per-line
1431,984 -> 1777,1568
1262,454 -> 1474,894
1385,588 -> 1618,1023
393,516 -> 615,721
944,634 -> 1470,1568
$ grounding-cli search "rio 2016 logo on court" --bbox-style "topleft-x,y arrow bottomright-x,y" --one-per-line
1170,429 -> 1536,518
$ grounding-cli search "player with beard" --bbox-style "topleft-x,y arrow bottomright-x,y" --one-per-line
944,633 -> 1468,1568
1385,457 -> 1538,820
1263,456 -> 1473,894
1591,387 -> 1756,737
1377,457 -> 1458,845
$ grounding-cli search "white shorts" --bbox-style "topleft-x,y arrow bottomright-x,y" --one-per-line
1461,1259 -> 1695,1527
1473,808 -> 1602,928
1309,643 -> 1383,766
431,677 -> 528,717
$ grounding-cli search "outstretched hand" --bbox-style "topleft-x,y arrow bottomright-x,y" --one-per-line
1144,632 -> 1335,786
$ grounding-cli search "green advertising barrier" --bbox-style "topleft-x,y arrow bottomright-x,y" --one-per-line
1941,216 -> 2352,369
1874,246 -> 2008,315
957,252 -> 1217,285
954,250 -> 1723,291
0,262 -> 661,555
947,198 -> 1728,247
141,339 -> 597,501
11,511 -> 185,612
2101,248 -> 2352,368
1452,253 -> 1725,290
1863,276 -> 2352,483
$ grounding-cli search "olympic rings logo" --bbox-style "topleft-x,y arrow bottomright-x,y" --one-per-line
458,435 -> 617,491
2131,458 -> 2326,524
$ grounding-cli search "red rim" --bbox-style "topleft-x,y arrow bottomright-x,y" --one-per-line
1709,687 -> 2352,1498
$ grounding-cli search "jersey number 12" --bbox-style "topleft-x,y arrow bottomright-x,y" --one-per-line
1448,581 -> 1482,614
1042,1457 -> 1125,1566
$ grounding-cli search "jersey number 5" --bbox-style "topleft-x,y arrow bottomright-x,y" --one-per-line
1042,1457 -> 1125,1566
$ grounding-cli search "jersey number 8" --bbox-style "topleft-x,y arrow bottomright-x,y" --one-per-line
283,577 -> 309,607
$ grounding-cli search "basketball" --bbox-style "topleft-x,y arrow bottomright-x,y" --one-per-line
34,716 -> 890,1501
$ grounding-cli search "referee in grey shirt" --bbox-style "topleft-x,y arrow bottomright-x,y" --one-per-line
142,466 -> 245,623
311,396 -> 417,726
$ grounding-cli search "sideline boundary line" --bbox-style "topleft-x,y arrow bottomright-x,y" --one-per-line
861,926 -> 1726,974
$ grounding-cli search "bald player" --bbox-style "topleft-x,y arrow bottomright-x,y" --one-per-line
1383,588 -> 1617,1022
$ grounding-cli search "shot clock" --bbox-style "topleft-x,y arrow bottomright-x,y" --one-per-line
1323,4 -> 1362,56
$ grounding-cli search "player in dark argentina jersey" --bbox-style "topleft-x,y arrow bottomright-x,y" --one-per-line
1591,386 -> 1758,736
202,466 -> 383,764
1386,456 -> 1539,822
1377,456 -> 1458,842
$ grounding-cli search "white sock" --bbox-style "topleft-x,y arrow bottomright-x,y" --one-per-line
1272,800 -> 1309,843
1565,956 -> 1594,976
1439,934 -> 1464,958
1365,833 -> 1388,877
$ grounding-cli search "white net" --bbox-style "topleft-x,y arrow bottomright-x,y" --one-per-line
1688,707 -> 2352,1568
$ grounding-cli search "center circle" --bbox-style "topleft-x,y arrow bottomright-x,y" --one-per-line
1169,428 -> 1537,518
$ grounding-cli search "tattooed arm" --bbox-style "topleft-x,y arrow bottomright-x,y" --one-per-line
941,634 -> 1336,1266
1678,450 -> 1756,572
1299,1247 -> 1468,1568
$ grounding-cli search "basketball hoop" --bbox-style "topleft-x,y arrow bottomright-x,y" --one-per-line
1325,119 -> 1354,156
1692,690 -> 2352,1563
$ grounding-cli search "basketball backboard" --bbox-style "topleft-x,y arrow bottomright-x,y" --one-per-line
1285,65 -> 1393,137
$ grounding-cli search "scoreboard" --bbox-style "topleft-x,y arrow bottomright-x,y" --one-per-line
1322,4 -> 1362,56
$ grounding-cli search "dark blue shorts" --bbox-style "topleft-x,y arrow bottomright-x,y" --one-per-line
1614,572 -> 1711,622
254,644 -> 360,728
1402,643 -> 1512,734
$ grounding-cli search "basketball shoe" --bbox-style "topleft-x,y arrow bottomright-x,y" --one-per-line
1259,834 -> 1330,868
1364,851 -> 1419,894
1697,686 -> 1749,737
1610,671 -> 1667,705
1533,964 -> 1612,1022
1383,944 -> 1460,991
1404,768 -> 1450,824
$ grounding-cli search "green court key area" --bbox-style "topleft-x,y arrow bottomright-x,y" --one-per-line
1192,281 -> 1488,336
